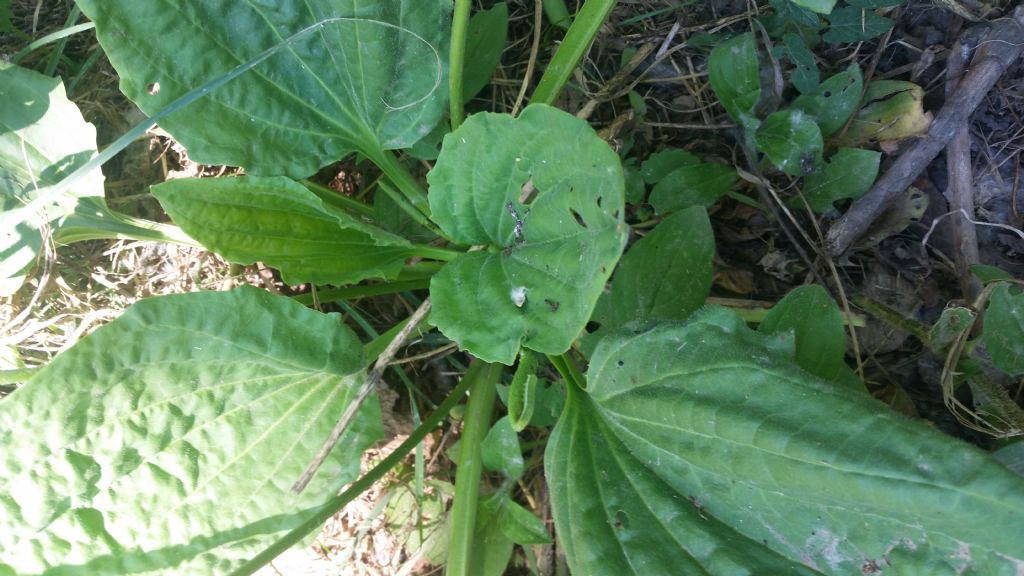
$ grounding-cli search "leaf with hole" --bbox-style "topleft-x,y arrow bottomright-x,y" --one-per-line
546,306 -> 1024,575
755,109 -> 823,175
708,33 -> 761,128
77,0 -> 451,176
797,147 -> 879,212
781,32 -> 819,94
428,105 -> 627,365
154,176 -> 415,286
791,63 -> 863,137
0,286 -> 381,575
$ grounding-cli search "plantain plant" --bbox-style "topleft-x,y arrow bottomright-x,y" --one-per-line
2,1 -> 1023,575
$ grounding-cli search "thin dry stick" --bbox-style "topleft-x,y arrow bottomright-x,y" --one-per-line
945,32 -> 983,301
826,9 -> 1024,255
511,0 -> 544,116
292,297 -> 433,493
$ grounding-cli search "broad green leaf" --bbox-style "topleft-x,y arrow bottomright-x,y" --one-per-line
639,148 -> 701,184
755,109 -> 823,175
0,286 -> 381,575
798,147 -> 880,212
842,80 -> 931,145
463,3 -> 508,102
547,306 -> 1024,575
499,499 -> 552,545
77,0 -> 450,177
792,63 -> 863,137
824,6 -> 894,43
649,162 -> 738,213
708,33 -> 761,127
0,63 -> 104,295
781,32 -> 819,93
759,284 -> 850,383
983,283 -> 1024,375
154,176 -> 414,286
481,417 -> 524,480
428,105 -> 627,365
593,207 -> 714,330
789,0 -> 837,14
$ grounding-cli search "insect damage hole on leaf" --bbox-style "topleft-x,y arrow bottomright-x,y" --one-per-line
570,208 -> 588,228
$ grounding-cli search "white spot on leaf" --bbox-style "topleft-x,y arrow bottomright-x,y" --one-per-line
510,286 -> 527,307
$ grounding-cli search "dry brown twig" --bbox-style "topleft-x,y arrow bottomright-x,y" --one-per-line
292,297 -> 433,493
826,7 -> 1024,256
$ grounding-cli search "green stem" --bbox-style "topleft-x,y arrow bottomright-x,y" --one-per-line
547,352 -> 585,391
54,198 -> 199,247
543,0 -> 572,29
531,0 -> 617,105
853,294 -> 930,343
377,179 -> 446,238
301,180 -> 375,217
450,0 -> 472,129
410,244 -> 461,262
290,279 -> 430,307
373,151 -> 432,221
446,360 -> 501,576
45,5 -> 83,76
228,368 -> 477,576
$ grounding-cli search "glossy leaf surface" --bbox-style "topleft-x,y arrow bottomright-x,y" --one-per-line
77,0 -> 450,176
428,105 -> 627,364
547,307 -> 1024,575
154,176 -> 414,285
0,286 -> 381,575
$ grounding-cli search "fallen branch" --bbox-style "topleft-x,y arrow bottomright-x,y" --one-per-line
825,7 -> 1024,256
